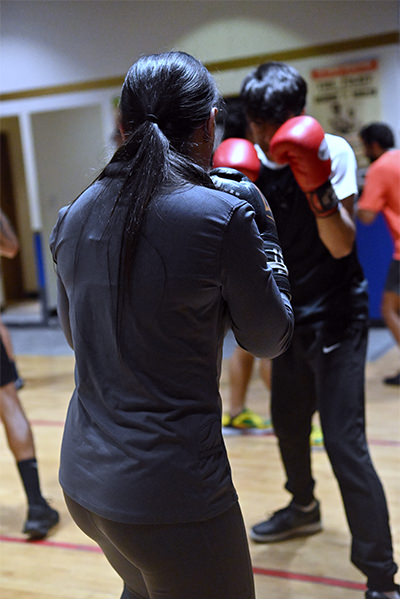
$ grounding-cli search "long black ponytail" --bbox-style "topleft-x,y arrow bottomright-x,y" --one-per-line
53,52 -> 221,352
110,51 -> 220,250
101,51 -> 221,343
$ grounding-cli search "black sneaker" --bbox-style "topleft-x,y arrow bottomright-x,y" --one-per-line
23,503 -> 60,540
250,500 -> 322,542
365,584 -> 400,599
383,372 -> 400,386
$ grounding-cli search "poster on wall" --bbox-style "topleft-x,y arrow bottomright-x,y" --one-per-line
308,58 -> 380,169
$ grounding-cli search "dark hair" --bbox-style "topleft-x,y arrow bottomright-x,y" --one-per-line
219,97 -> 248,140
240,62 -> 307,125
110,50 -> 220,255
110,51 -> 220,339
62,51 -> 221,348
359,122 -> 395,149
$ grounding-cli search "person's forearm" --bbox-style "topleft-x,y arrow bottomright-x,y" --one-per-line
315,205 -> 355,259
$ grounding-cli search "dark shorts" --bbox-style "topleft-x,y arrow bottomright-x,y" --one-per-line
385,259 -> 400,294
0,339 -> 17,387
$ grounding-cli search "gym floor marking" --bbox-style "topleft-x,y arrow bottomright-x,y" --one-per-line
0,535 -> 366,591
30,419 -> 400,447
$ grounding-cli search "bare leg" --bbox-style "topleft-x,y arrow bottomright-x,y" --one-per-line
0,381 -> 59,537
0,318 -> 24,389
228,347 -> 255,416
259,358 -> 271,390
0,381 -> 35,461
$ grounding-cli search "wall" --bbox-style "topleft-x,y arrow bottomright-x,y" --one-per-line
1,1 -> 398,93
1,0 -> 399,314
31,105 -> 106,307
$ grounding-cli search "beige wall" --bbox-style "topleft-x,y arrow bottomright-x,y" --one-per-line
31,105 -> 106,308
0,0 -> 399,312
1,1 -> 398,93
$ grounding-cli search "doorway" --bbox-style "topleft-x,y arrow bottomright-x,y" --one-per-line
0,131 -> 25,307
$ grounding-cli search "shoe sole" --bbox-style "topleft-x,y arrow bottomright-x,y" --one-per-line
23,515 -> 60,540
250,521 -> 322,543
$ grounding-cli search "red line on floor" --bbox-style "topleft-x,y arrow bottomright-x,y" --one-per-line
252,566 -> 365,591
32,420 -> 400,447
367,439 -> 400,447
0,535 -> 365,591
224,429 -> 400,446
0,535 -> 101,553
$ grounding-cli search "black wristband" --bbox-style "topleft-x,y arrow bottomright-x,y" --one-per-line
306,180 -> 339,218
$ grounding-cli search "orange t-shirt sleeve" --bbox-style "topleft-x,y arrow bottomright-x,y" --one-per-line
358,151 -> 400,259
358,163 -> 387,212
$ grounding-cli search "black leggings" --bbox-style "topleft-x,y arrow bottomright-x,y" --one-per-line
64,494 -> 255,599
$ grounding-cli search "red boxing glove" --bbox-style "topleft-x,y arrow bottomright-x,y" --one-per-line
270,116 -> 338,217
269,116 -> 331,191
212,138 -> 261,182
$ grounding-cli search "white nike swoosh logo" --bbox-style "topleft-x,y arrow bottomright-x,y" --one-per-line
322,343 -> 341,354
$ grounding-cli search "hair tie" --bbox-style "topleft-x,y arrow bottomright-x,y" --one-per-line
146,113 -> 158,124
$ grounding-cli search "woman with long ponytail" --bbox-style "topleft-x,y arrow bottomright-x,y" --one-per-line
50,51 -> 293,598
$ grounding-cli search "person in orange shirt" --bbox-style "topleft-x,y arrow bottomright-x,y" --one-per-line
357,123 -> 400,386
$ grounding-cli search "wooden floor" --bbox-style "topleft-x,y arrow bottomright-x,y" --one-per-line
0,344 -> 399,599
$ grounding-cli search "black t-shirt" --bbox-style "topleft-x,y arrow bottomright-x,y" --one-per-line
256,163 -> 368,329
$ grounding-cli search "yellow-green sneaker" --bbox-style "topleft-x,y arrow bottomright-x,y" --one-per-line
222,408 -> 271,430
222,412 -> 233,427
310,424 -> 324,446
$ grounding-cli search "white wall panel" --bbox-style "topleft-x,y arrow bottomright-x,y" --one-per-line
1,0 -> 398,93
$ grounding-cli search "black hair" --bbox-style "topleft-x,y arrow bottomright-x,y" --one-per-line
240,62 -> 307,125
111,51 -> 220,340
219,97 -> 248,140
105,51 -> 220,272
60,51 -> 221,349
359,122 -> 395,150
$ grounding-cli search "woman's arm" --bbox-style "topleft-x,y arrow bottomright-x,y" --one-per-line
221,202 -> 294,358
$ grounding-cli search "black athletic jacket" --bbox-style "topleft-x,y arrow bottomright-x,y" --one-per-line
50,163 -> 293,524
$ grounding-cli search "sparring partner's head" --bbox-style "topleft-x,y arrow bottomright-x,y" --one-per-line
118,51 -> 221,171
240,62 -> 307,159
359,122 -> 395,163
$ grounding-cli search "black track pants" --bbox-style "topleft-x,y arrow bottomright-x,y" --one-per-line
271,321 -> 397,588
